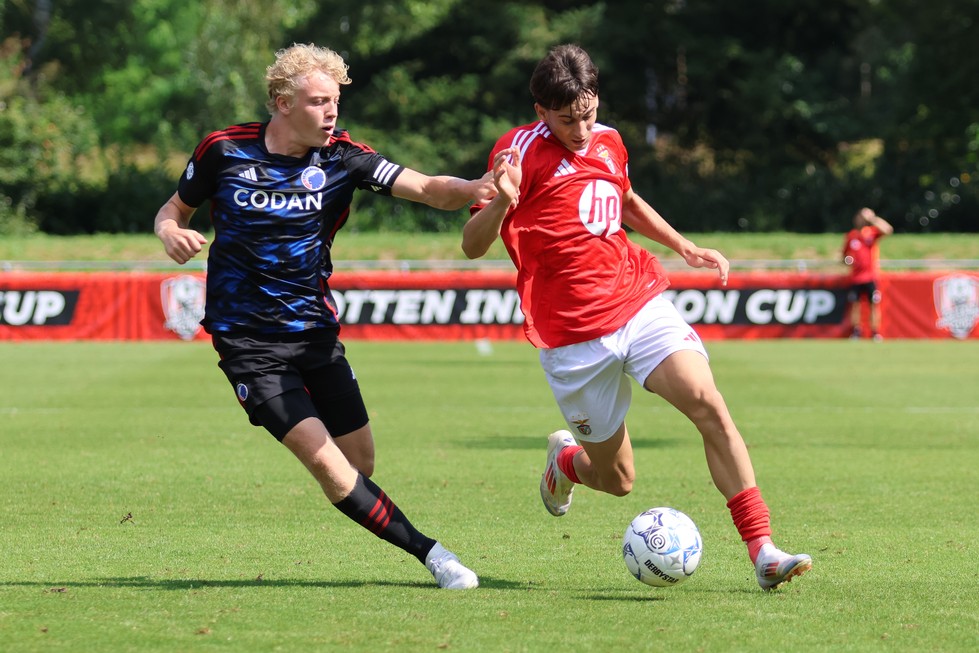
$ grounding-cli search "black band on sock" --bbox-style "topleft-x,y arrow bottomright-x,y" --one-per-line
333,473 -> 436,563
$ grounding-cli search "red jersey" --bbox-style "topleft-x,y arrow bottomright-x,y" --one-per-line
842,226 -> 884,284
477,121 -> 669,348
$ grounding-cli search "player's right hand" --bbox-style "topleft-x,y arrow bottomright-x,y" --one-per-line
159,226 -> 208,265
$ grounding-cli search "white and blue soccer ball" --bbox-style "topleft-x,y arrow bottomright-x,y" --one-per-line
622,507 -> 703,587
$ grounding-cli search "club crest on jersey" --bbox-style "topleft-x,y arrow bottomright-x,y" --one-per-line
934,274 -> 979,339
595,145 -> 617,174
301,166 -> 327,191
161,275 -> 206,340
185,161 -> 195,180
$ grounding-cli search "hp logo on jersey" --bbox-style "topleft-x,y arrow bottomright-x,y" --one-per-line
301,166 -> 327,191
579,179 -> 621,237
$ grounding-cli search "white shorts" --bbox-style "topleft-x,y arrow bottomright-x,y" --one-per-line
539,295 -> 708,443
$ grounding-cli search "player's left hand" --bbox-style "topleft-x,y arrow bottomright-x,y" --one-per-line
493,146 -> 521,208
683,247 -> 730,286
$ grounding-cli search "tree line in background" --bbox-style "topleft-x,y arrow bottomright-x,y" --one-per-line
1,0 -> 977,236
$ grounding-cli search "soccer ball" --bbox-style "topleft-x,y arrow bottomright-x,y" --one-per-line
622,507 -> 702,587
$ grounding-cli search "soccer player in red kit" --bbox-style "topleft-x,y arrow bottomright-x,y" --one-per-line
843,207 -> 893,340
463,44 -> 812,590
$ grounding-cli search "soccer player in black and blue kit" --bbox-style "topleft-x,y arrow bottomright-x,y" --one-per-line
153,43 -> 495,589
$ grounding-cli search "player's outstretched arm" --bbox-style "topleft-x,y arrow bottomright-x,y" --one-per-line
621,189 -> 729,286
392,168 -> 497,211
154,192 -> 207,265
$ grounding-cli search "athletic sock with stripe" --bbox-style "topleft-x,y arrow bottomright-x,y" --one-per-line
333,473 -> 436,564
726,485 -> 774,564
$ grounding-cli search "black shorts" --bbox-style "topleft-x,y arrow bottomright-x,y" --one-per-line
847,281 -> 880,304
211,328 -> 368,440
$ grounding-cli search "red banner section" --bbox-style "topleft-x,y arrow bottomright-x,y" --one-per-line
1,269 -> 977,341
0,271 -> 209,342
881,272 -> 979,340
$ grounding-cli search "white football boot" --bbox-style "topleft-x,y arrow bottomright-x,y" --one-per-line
754,543 -> 813,590
425,542 -> 479,590
540,430 -> 578,517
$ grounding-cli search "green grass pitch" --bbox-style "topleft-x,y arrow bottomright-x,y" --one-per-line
1,339 -> 977,652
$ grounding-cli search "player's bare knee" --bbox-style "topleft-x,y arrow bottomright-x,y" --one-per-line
600,469 -> 634,496
607,480 -> 633,497
351,454 -> 375,477
334,433 -> 375,477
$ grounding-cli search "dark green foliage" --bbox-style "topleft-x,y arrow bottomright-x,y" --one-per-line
1,0 -> 976,235
34,164 -> 175,234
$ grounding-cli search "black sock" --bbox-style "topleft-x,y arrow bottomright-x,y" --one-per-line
333,473 -> 436,564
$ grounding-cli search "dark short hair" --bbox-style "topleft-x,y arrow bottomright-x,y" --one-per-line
529,44 -> 599,110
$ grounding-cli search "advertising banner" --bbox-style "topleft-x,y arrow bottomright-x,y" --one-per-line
0,271 -> 208,341
880,272 -> 979,340
1,269 -> 977,341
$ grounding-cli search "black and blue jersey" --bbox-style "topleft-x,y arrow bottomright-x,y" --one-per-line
177,122 -> 404,334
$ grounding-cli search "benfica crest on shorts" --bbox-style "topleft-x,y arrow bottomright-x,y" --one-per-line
934,274 -> 979,339
161,275 -> 206,340
572,418 -> 592,437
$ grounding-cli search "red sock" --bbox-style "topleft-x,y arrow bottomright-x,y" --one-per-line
726,486 -> 773,564
556,445 -> 583,484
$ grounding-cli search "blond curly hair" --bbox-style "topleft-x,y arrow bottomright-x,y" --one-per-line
265,43 -> 352,114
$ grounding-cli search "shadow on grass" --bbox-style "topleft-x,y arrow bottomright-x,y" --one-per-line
582,592 -> 668,602
582,583 -> 769,600
389,357 -> 534,367
4,575 -> 529,591
459,436 -> 686,450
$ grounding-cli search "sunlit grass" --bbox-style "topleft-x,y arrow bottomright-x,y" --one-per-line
1,340 -> 977,651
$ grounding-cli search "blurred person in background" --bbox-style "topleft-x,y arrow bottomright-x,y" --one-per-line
842,207 -> 893,340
